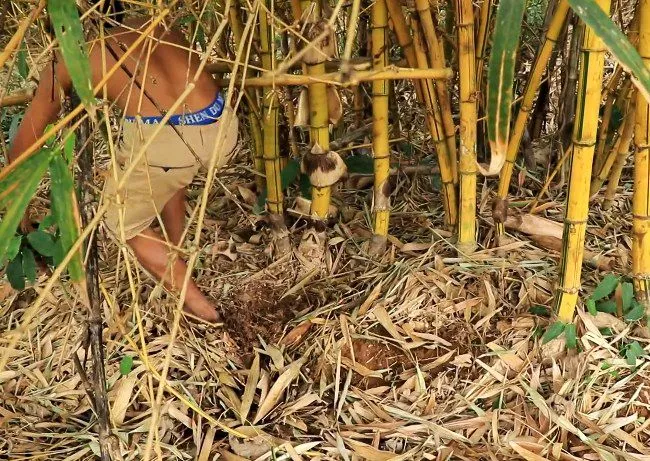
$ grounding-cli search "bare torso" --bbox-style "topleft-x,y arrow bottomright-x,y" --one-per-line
86,18 -> 220,118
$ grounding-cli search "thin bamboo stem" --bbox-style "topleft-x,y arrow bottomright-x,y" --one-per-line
369,0 -> 391,254
456,0 -> 478,254
592,67 -> 625,174
493,0 -> 570,237
590,87 -> 635,196
415,0 -> 457,184
412,18 -> 458,229
555,0 -> 611,323
633,0 -> 650,309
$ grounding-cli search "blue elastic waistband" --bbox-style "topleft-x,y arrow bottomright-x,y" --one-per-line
124,92 -> 225,126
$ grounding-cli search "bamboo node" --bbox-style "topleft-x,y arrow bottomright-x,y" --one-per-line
491,197 -> 509,224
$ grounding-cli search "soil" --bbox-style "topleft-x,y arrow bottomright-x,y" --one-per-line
218,281 -> 301,356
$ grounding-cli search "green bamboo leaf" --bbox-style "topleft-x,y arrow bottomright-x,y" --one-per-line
27,230 -> 56,257
22,247 -> 36,284
281,158 -> 300,189
586,298 -> 597,315
6,235 -> 22,263
596,300 -> 616,314
64,131 -> 76,165
7,253 -> 25,290
49,153 -> 84,282
0,149 -> 53,262
484,0 -> 526,176
344,154 -> 374,175
17,47 -> 28,80
591,274 -> 619,301
542,321 -> 565,344
621,282 -> 634,312
568,0 -> 650,103
623,301 -> 645,322
48,0 -> 95,110
565,324 -> 577,350
8,114 -> 23,142
120,356 -> 133,376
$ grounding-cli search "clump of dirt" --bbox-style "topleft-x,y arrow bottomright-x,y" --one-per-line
219,281 -> 299,355
343,338 -> 443,388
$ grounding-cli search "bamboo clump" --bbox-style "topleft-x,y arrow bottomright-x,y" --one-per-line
555,0 -> 611,323
493,0 -> 570,237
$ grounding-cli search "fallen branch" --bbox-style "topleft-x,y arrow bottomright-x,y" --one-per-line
73,94 -> 113,461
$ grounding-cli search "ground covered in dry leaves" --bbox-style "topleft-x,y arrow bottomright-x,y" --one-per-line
1,129 -> 650,460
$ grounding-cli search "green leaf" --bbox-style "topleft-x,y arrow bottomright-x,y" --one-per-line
16,47 -> 28,80
21,247 -> 36,284
621,282 -> 634,312
49,153 -> 84,281
529,305 -> 550,317
344,155 -> 374,175
567,0 -> 650,104
27,230 -> 56,257
8,114 -> 23,142
63,131 -> 76,165
299,173 -> 312,199
586,298 -> 597,315
48,0 -> 95,109
281,159 -> 300,190
623,301 -> 645,322
6,235 -> 22,263
39,214 -> 56,230
120,356 -> 133,376
0,148 -> 53,262
6,253 -> 25,290
629,341 -> 646,359
542,321 -> 565,344
486,0 -> 526,173
599,327 -> 613,336
591,274 -> 619,301
596,300 -> 616,314
565,324 -> 577,350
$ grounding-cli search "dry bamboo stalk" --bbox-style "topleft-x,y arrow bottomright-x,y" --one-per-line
259,0 -> 290,254
411,18 -> 458,229
456,0 -> 478,254
592,67 -> 625,174
414,0 -> 457,183
369,0 -> 391,255
633,0 -> 650,309
590,91 -> 635,196
229,2 -> 265,191
475,0 -> 493,90
493,0 -> 570,238
555,0 -> 611,323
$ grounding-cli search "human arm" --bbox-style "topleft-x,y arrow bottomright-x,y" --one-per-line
6,55 -> 72,165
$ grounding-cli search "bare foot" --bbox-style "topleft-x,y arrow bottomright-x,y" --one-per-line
183,297 -> 222,323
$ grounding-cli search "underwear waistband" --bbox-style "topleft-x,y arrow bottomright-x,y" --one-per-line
124,92 -> 225,126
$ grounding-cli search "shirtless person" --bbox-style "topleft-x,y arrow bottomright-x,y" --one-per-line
7,1 -> 237,322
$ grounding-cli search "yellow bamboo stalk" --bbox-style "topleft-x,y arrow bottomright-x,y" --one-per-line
300,1 -> 332,219
592,68 -> 625,174
229,2 -> 265,191
415,0 -> 458,184
475,0 -> 493,90
494,0 -> 570,237
385,0 -> 425,102
369,0 -> 391,254
412,18 -> 458,229
259,2 -> 283,216
633,0 -> 650,309
601,99 -> 635,209
456,0 -> 477,254
590,85 -> 635,196
555,0 -> 611,323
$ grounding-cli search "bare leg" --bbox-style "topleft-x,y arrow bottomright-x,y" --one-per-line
127,228 -> 220,322
161,188 -> 186,246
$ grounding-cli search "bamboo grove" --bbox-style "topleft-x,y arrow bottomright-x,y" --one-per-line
3,0 -> 650,331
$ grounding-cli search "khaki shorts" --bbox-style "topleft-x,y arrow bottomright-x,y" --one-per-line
103,108 -> 239,241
